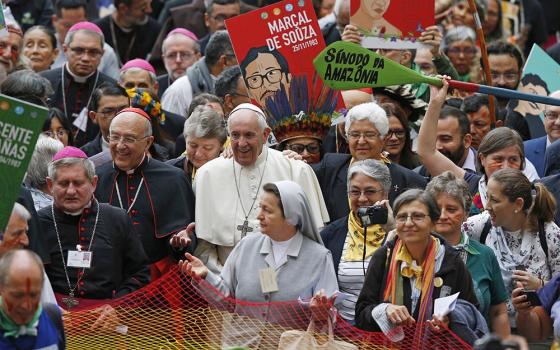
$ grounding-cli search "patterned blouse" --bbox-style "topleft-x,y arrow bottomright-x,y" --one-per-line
463,211 -> 560,326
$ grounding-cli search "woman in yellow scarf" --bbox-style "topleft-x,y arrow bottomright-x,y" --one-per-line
355,189 -> 479,342
320,159 -> 395,324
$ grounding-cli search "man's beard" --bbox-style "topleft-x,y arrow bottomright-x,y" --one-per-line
495,84 -> 516,106
441,144 -> 467,165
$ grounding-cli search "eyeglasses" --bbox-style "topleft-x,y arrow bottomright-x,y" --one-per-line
545,111 -> 560,121
490,72 -> 519,83
287,143 -> 321,154
69,46 -> 103,58
395,212 -> 428,225
347,131 -> 381,140
446,47 -> 477,56
163,51 -> 196,61
385,129 -> 406,139
349,188 -> 384,198
210,14 -> 238,22
97,106 -> 128,118
108,134 -> 149,145
43,129 -> 68,139
245,69 -> 283,89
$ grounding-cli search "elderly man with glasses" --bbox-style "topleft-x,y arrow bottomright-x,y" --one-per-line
95,107 -> 196,279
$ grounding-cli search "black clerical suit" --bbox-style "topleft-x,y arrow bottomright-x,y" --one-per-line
312,153 -> 428,222
39,201 -> 150,300
41,65 -> 115,147
95,157 -> 196,266
95,15 -> 161,65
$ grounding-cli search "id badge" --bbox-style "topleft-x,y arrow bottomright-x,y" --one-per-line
259,267 -> 279,293
67,250 -> 93,268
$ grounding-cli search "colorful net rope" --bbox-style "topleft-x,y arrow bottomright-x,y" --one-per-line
63,266 -> 473,350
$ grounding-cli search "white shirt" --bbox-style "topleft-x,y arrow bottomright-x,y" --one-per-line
161,75 -> 194,117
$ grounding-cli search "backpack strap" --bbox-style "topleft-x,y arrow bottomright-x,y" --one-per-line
479,217 -> 492,244
43,303 -> 66,350
538,219 -> 548,260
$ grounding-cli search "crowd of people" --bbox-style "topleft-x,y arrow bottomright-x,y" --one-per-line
1,0 -> 560,348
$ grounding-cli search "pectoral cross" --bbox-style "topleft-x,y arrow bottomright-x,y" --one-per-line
237,220 -> 253,237
62,292 -> 79,309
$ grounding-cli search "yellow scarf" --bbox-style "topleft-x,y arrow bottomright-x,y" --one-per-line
350,154 -> 391,165
394,236 -> 440,290
345,211 -> 386,261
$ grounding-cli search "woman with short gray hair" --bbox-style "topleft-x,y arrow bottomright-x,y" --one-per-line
320,159 -> 394,324
167,105 -> 227,182
25,135 -> 64,211
426,171 -> 510,337
313,101 -> 427,222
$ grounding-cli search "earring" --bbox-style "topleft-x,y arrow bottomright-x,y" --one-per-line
514,209 -> 518,213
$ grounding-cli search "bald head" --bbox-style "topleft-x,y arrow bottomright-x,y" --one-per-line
111,111 -> 152,136
0,249 -> 43,288
0,249 -> 44,325
109,111 -> 154,171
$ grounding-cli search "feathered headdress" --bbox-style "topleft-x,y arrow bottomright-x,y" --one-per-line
264,74 -> 339,144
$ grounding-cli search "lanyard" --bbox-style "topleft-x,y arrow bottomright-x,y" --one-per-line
109,18 -> 137,66
115,176 -> 144,214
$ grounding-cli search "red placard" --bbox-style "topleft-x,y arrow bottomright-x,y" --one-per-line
225,0 -> 340,110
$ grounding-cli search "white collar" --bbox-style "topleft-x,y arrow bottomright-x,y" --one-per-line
61,199 -> 93,216
65,63 -> 95,83
461,148 -> 477,172
101,135 -> 110,152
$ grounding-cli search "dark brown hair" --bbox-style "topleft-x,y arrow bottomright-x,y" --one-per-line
262,183 -> 285,217
490,169 -> 556,230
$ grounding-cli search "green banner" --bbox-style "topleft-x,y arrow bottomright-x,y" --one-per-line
313,41 -> 442,90
0,94 -> 48,231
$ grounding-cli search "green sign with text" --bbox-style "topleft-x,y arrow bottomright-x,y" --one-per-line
313,41 -> 441,90
0,94 -> 47,231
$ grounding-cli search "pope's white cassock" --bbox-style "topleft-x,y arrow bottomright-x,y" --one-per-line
194,146 -> 329,273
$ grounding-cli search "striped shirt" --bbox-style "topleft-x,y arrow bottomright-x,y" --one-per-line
337,233 -> 372,322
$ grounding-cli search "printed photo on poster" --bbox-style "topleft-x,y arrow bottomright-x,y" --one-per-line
351,0 -> 434,49
239,47 -> 292,108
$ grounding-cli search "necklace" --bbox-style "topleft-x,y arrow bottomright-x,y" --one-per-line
233,149 -> 269,237
109,17 -> 137,66
61,64 -> 99,121
115,176 -> 144,213
51,199 -> 100,309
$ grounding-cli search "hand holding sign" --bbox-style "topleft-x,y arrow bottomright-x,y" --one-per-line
313,41 -> 560,107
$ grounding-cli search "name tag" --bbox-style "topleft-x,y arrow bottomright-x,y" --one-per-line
259,267 -> 279,294
67,250 -> 92,268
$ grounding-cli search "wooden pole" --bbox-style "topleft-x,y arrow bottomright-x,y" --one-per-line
467,0 -> 496,124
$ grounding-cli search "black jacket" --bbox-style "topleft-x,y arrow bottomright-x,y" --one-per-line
320,215 -> 349,273
355,236 -> 478,331
80,133 -> 103,157
312,153 -> 428,222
